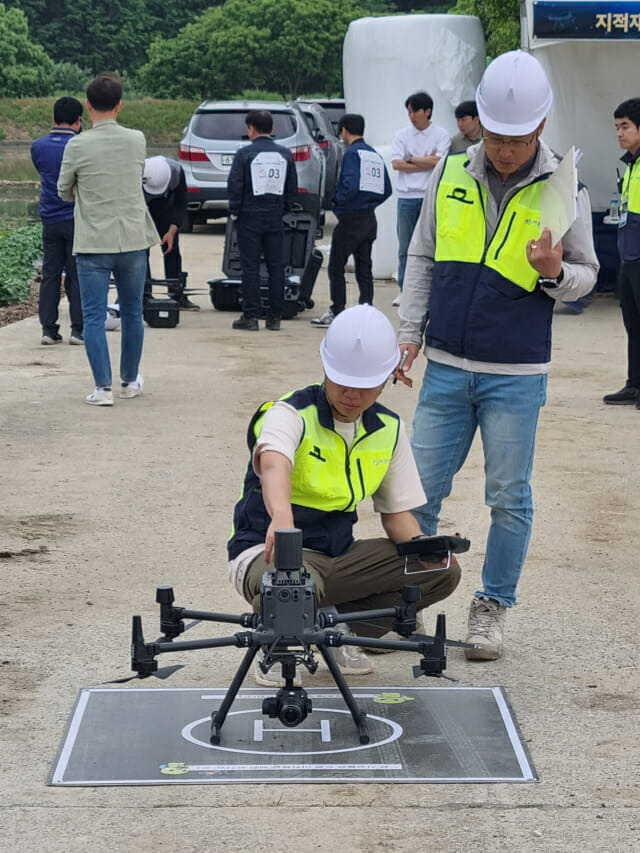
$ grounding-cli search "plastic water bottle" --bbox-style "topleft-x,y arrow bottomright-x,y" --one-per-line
609,192 -> 620,222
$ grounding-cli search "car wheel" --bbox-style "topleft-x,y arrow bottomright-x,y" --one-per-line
181,215 -> 194,234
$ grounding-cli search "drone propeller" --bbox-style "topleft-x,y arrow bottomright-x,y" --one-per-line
104,662 -> 186,684
103,616 -> 203,685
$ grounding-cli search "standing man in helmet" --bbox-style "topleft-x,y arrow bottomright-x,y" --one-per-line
143,155 -> 199,310
311,114 -> 392,327
228,304 -> 461,686
396,51 -> 599,660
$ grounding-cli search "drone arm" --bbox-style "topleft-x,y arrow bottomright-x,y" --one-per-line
177,609 -> 257,627
152,632 -> 256,654
323,583 -> 420,632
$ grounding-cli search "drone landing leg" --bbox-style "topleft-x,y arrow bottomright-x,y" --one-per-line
210,643 -> 260,745
318,644 -> 369,744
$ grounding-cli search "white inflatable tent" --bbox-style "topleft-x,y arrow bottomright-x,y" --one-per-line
342,14 -> 486,278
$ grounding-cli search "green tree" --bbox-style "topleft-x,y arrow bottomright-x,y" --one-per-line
450,0 -> 519,59
5,0 -> 154,75
139,0 -> 362,100
0,4 -> 54,96
6,0 -> 222,74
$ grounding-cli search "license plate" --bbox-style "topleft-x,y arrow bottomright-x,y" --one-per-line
221,153 -> 234,166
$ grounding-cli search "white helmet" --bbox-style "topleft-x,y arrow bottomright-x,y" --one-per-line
476,50 -> 553,137
320,305 -> 401,388
143,155 -> 171,196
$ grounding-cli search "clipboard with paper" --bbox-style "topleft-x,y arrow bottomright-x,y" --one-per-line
539,146 -> 578,246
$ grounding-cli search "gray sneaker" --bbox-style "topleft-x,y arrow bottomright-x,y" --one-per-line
464,596 -> 506,661
310,309 -> 335,327
331,625 -> 373,674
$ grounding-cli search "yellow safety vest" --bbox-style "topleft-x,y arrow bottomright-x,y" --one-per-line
228,384 -> 400,559
435,154 -> 546,292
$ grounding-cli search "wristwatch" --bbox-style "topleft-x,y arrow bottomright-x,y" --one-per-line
405,153 -> 412,163
537,269 -> 564,288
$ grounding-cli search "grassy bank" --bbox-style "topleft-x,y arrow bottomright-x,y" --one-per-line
0,97 -> 200,145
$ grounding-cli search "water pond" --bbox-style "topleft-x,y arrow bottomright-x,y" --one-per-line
0,142 -> 177,229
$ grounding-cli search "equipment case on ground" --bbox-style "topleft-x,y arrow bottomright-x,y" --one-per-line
143,280 -> 180,328
209,212 -> 321,319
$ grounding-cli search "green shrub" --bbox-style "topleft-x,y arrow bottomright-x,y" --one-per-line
0,224 -> 43,306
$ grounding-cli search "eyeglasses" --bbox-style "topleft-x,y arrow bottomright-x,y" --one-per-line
482,131 -> 538,152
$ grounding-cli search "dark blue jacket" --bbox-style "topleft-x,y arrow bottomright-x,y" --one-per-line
31,128 -> 77,224
227,136 -> 297,225
333,138 -> 392,218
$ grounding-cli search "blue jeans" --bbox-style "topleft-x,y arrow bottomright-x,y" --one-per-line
396,197 -> 423,290
76,251 -> 147,388
411,360 -> 547,607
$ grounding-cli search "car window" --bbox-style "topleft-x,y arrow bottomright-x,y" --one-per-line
323,107 -> 345,128
302,112 -> 319,134
191,111 -> 297,140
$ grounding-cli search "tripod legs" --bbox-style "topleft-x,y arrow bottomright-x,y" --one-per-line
210,644 -> 261,744
317,645 -> 370,744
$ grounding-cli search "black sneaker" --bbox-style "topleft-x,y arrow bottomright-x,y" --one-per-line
41,333 -> 63,345
178,295 -> 200,311
232,314 -> 259,331
603,385 -> 640,405
265,315 -> 281,331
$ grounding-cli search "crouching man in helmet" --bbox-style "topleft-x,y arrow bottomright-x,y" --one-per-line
227,304 -> 461,686
396,51 -> 600,661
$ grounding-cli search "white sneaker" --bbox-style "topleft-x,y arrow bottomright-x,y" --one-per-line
392,293 -> 401,307
69,334 -> 84,346
85,387 -> 113,406
253,656 -> 302,687
310,309 -> 335,327
464,596 -> 507,660
331,625 -> 373,675
119,374 -> 144,399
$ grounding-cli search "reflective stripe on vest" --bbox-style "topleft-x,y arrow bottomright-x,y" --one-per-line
435,154 -> 548,292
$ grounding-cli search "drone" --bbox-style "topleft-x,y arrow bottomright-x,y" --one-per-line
128,529 -> 474,745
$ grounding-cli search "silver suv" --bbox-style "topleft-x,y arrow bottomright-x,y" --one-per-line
179,100 -> 326,232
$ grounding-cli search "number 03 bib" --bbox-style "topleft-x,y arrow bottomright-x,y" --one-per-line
250,152 -> 287,196
358,150 -> 385,194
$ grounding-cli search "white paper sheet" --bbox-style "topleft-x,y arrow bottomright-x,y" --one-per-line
539,146 -> 578,246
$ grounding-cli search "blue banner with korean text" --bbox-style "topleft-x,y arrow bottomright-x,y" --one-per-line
533,1 -> 640,39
